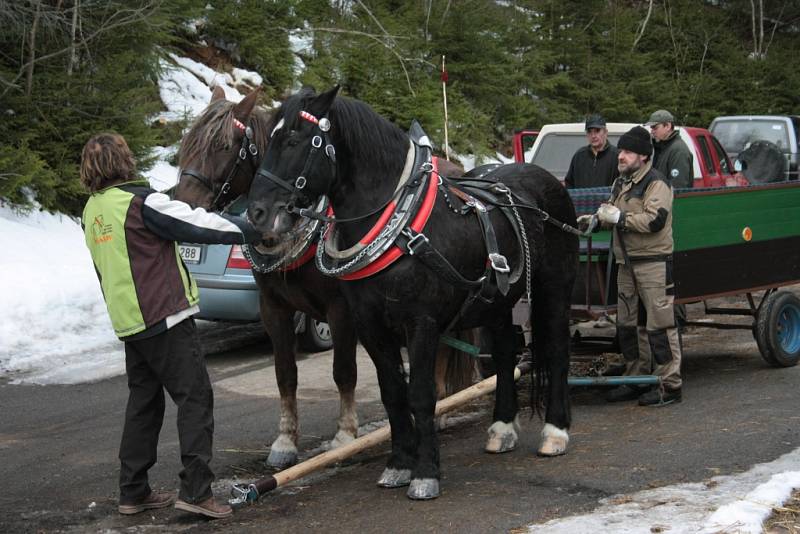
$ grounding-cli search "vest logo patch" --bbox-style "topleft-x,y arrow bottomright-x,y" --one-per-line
92,215 -> 113,243
670,168 -> 679,177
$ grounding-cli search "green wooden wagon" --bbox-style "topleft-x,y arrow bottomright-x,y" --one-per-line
569,181 -> 800,367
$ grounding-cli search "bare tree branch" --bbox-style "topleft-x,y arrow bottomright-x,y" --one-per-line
632,0 -> 654,51
3,2 -> 161,97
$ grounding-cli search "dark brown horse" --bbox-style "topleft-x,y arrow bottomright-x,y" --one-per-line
174,87 -> 475,468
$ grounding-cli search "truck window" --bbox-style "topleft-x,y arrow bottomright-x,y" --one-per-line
696,136 -> 717,176
712,119 -> 791,156
532,133 -> 622,180
710,136 -> 732,175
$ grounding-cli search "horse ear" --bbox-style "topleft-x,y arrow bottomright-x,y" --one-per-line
233,88 -> 261,122
308,85 -> 340,117
210,85 -> 226,102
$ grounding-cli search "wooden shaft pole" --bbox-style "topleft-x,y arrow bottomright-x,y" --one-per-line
247,363 -> 529,498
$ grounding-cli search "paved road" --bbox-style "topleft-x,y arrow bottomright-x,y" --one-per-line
1,300 -> 798,533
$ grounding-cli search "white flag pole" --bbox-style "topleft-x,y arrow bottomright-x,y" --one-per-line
441,55 -> 450,161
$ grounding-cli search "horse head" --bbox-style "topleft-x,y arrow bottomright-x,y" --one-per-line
248,86 -> 341,239
175,86 -> 269,211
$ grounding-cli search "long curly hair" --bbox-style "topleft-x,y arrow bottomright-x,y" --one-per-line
80,133 -> 136,193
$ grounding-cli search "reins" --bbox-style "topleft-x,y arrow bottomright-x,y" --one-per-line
436,174 -> 598,237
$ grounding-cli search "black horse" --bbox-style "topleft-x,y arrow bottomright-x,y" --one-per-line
247,87 -> 578,500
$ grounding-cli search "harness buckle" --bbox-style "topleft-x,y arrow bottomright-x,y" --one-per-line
491,183 -> 509,194
402,229 -> 429,256
295,176 -> 307,190
420,161 -> 433,173
249,143 -> 258,156
488,253 -> 510,273
312,135 -> 323,148
239,147 -> 247,160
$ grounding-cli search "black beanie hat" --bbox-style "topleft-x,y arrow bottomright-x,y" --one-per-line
617,126 -> 652,157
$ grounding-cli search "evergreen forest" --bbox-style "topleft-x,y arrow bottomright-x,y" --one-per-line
1,0 -> 799,215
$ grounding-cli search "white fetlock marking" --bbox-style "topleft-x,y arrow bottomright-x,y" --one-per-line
485,417 -> 519,453
271,433 -> 297,453
330,429 -> 356,449
538,423 -> 569,456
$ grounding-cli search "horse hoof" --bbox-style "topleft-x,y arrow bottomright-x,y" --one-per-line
484,419 -> 519,453
330,430 -> 356,449
377,468 -> 411,488
537,423 -> 569,457
407,478 -> 440,500
266,448 -> 298,468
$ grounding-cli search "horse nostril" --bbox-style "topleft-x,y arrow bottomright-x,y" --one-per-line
250,206 -> 265,225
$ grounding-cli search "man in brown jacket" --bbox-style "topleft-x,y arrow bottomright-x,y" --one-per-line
593,126 -> 683,406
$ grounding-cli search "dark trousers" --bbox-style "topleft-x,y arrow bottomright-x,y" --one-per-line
119,318 -> 215,504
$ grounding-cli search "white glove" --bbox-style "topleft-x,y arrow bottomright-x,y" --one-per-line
576,214 -> 594,230
597,204 -> 621,224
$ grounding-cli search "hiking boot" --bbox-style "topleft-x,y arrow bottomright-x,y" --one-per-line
118,491 -> 176,515
605,385 -> 642,402
175,496 -> 233,519
638,387 -> 682,407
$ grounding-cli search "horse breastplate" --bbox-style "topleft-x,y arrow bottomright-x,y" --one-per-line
315,124 -> 435,279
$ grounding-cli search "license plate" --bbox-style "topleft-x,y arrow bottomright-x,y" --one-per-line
179,244 -> 202,264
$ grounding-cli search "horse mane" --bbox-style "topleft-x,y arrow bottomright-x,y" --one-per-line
277,89 -> 409,174
178,98 -> 272,171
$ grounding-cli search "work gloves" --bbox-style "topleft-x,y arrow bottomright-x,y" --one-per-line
597,203 -> 621,225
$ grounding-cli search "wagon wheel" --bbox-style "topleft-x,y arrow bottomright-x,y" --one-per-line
754,290 -> 800,367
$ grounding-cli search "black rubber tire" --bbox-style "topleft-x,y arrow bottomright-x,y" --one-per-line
755,290 -> 800,367
299,316 -> 333,353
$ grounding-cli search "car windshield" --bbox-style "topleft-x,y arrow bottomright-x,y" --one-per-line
712,119 -> 790,155
532,133 -> 622,179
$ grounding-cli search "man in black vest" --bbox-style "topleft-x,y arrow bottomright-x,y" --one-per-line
565,114 -> 620,189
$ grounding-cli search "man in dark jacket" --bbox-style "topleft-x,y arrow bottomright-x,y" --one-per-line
80,133 -> 263,519
564,114 -> 620,189
648,109 -> 692,326
647,109 -> 694,189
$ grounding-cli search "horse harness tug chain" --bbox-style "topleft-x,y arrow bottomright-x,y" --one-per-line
180,118 -> 260,212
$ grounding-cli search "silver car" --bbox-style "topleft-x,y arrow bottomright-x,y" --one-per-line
178,241 -> 333,352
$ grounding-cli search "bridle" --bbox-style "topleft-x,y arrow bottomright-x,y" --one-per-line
256,110 -> 336,215
180,118 -> 260,211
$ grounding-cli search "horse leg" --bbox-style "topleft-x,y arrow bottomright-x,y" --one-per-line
261,305 -> 301,468
405,315 -> 441,500
484,313 -> 521,454
327,301 -> 359,448
358,327 -> 415,489
533,282 -> 572,457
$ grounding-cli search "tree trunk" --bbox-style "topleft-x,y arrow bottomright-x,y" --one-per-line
67,0 -> 79,76
25,0 -> 41,97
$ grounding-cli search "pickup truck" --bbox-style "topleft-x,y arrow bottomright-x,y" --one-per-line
709,115 -> 800,182
512,122 -> 747,188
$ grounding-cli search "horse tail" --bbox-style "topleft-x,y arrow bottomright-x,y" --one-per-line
435,329 -> 478,399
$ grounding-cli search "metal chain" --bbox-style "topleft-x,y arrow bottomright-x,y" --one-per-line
314,224 -> 374,277
506,190 -> 532,303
